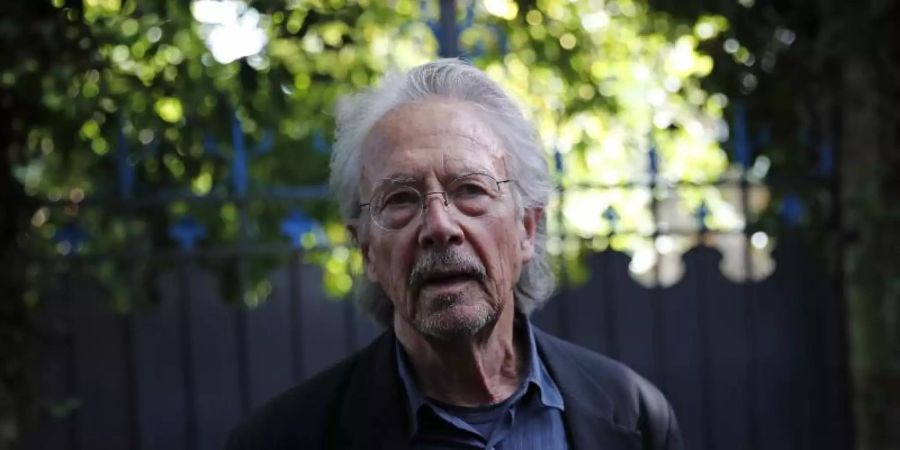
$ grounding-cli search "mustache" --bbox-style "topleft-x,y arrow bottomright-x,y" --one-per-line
409,249 -> 487,294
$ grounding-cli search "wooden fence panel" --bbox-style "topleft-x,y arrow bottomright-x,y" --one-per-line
598,251 -> 660,384
246,265 -> 295,411
24,277 -> 77,450
69,275 -> 131,450
660,248 -> 711,450
689,246 -> 751,450
558,251 -> 618,357
186,268 -> 242,450
773,234 -> 851,450
752,271 -> 795,450
133,271 -> 189,450
297,263 -> 351,379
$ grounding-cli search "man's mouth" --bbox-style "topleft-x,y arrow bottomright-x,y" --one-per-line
412,269 -> 483,295
408,250 -> 487,296
423,271 -> 478,286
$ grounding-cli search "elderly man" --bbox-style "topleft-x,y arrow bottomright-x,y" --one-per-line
226,59 -> 683,450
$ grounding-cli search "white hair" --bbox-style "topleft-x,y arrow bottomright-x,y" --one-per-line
330,59 -> 555,327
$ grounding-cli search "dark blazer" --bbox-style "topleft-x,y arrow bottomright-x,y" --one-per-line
226,328 -> 683,450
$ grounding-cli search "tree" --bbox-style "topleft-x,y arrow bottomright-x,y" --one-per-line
647,0 -> 900,447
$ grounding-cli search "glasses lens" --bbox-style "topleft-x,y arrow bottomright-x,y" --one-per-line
374,186 -> 420,229
368,174 -> 505,230
448,173 -> 501,217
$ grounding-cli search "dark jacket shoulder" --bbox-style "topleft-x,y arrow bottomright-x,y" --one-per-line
535,329 -> 682,450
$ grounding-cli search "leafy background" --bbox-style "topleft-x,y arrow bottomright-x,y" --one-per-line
1,0 -> 898,448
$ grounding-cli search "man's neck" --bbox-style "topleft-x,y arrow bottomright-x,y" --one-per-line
394,307 -> 523,407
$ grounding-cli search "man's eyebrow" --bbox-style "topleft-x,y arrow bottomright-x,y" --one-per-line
376,174 -> 419,185
454,165 -> 499,178
376,167 -> 499,184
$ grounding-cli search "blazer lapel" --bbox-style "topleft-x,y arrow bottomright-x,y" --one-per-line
338,332 -> 412,450
535,329 -> 643,450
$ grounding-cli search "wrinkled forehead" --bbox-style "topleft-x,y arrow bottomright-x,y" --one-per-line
370,167 -> 500,192
359,99 -> 508,193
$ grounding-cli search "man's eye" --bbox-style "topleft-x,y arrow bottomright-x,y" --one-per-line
382,191 -> 419,207
454,183 -> 489,197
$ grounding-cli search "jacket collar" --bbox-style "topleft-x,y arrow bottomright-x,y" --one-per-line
339,328 -> 642,450
339,332 -> 410,450
533,328 -> 643,450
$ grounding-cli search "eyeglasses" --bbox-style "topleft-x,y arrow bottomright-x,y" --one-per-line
359,173 -> 514,231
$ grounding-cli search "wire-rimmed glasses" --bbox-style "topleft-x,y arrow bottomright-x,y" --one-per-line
359,173 -> 514,230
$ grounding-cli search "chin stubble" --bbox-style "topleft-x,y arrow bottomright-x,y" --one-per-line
407,248 -> 497,339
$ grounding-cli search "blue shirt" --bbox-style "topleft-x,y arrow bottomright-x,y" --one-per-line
395,319 -> 570,450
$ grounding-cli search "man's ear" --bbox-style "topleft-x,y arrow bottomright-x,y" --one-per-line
520,206 -> 543,261
347,220 -> 379,282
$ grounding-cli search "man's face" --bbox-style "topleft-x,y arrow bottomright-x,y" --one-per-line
355,99 -> 539,339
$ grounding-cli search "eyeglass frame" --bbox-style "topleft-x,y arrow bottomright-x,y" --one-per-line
358,172 -> 515,231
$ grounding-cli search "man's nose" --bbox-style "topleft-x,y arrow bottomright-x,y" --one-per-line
418,192 -> 463,248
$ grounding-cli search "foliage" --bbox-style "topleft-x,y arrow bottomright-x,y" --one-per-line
463,0 -> 768,286
9,0 -> 755,315
9,0 -> 437,308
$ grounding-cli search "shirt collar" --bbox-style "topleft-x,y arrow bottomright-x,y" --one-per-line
394,317 -> 565,437
520,318 -> 566,411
